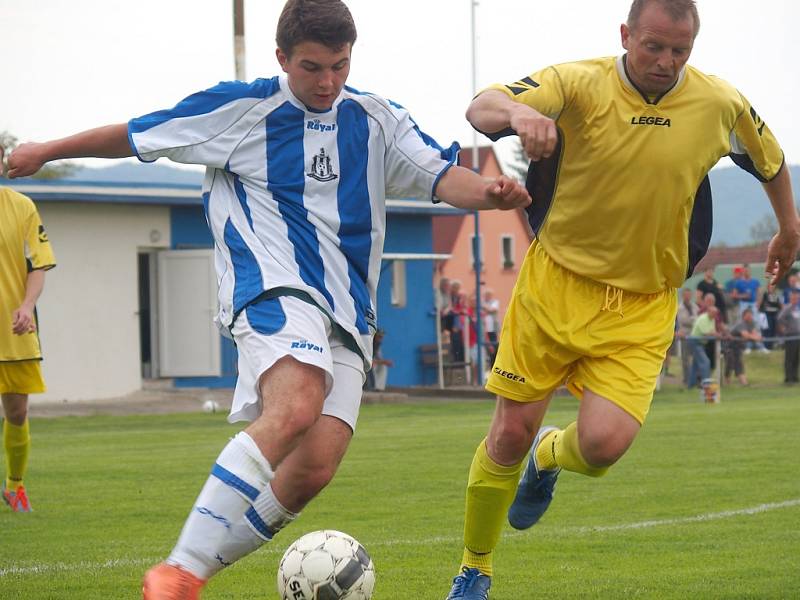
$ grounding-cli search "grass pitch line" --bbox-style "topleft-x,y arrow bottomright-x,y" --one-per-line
571,498 -> 800,533
0,557 -> 154,578
2,499 -> 798,578
368,497 -> 800,548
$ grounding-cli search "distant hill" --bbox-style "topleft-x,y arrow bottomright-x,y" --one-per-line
62,160 -> 797,247
708,164 -> 799,247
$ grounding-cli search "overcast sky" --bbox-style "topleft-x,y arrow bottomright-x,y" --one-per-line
2,0 -> 798,171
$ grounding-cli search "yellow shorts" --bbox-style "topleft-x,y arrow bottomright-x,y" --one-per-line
0,361 -> 46,395
486,242 -> 677,424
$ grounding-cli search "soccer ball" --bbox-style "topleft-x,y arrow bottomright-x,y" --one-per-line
202,399 -> 220,413
277,530 -> 375,600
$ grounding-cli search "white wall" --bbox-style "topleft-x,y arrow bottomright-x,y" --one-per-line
33,202 -> 171,402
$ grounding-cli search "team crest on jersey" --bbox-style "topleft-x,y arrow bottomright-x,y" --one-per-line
38,225 -> 49,243
307,147 -> 339,182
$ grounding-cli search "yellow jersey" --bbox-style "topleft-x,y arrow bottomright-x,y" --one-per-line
483,55 -> 784,294
0,187 -> 56,361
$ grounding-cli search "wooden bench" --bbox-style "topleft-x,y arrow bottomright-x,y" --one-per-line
419,343 -> 470,385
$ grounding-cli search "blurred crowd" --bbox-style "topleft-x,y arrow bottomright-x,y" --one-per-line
672,265 -> 800,387
436,277 -> 501,383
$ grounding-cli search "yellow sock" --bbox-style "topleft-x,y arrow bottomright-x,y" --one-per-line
535,422 -> 608,477
462,439 -> 524,576
4,419 -> 31,491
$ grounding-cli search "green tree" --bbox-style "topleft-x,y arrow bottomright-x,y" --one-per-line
749,206 -> 800,245
0,131 -> 77,180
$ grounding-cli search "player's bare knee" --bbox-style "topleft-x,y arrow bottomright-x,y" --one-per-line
279,404 -> 322,440
487,419 -> 534,463
579,431 -> 630,467
1,394 -> 28,425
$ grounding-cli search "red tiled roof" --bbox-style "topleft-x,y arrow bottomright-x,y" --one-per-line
696,243 -> 770,271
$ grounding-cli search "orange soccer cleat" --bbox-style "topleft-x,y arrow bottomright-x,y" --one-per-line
142,563 -> 207,600
2,484 -> 32,512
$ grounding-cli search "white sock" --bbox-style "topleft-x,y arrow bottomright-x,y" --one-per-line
167,432 -> 274,579
211,482 -> 299,569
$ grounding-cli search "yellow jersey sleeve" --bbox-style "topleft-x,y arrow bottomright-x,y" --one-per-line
479,67 -> 567,140
22,200 -> 56,271
729,92 -> 785,182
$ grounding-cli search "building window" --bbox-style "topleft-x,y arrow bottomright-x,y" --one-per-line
391,260 -> 406,307
501,235 -> 515,269
470,234 -> 484,272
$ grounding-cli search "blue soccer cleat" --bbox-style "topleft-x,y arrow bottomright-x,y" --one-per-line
508,426 -> 560,530
445,567 -> 491,600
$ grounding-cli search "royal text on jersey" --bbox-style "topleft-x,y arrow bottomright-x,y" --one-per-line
306,119 -> 336,132
290,340 -> 324,353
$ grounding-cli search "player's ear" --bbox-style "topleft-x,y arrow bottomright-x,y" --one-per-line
276,47 -> 289,72
620,23 -> 631,50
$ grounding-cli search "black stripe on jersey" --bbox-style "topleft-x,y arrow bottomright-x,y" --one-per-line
686,175 -> 713,278
521,76 -> 540,88
524,130 -> 564,237
506,85 -> 527,95
729,152 -> 770,183
505,76 -> 540,96
476,125 -> 517,142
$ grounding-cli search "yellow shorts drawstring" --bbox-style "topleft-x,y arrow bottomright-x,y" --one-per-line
602,285 -> 624,317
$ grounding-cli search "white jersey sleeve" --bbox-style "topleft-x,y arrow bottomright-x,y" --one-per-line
382,101 -> 460,201
128,79 -> 281,168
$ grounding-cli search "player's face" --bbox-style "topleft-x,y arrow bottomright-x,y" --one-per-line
277,41 -> 351,111
620,2 -> 695,95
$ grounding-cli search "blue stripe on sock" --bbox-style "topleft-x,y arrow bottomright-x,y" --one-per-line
246,506 -> 274,539
210,463 -> 260,501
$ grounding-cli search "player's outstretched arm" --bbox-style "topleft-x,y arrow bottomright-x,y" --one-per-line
762,167 -> 800,284
467,90 -> 557,161
7,123 -> 133,179
435,166 -> 531,211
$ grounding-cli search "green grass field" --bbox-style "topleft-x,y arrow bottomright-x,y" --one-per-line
2,380 -> 799,599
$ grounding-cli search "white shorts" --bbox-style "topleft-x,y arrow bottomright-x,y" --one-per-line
229,295 -> 365,431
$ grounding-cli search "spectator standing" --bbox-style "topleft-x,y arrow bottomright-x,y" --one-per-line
736,265 -> 768,352
725,266 -> 745,323
437,277 -> 454,339
450,280 -> 463,309
696,267 -> 728,323
482,289 -> 501,367
723,308 -> 762,386
759,281 -> 783,349
688,306 -> 719,388
698,292 -> 725,369
676,288 -> 699,386
777,290 -> 800,384
449,291 -> 468,364
365,329 -> 393,391
782,273 -> 800,304
736,264 -> 761,315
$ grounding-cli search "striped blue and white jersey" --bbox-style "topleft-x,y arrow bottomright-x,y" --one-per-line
128,75 -> 458,365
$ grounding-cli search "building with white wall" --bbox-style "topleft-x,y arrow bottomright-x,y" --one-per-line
7,179 -> 462,402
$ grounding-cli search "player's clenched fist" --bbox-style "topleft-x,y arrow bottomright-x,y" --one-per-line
509,104 -> 558,162
486,175 -> 531,210
7,143 -> 47,179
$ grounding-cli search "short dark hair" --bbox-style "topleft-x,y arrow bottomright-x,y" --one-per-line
627,0 -> 700,37
276,0 -> 357,56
